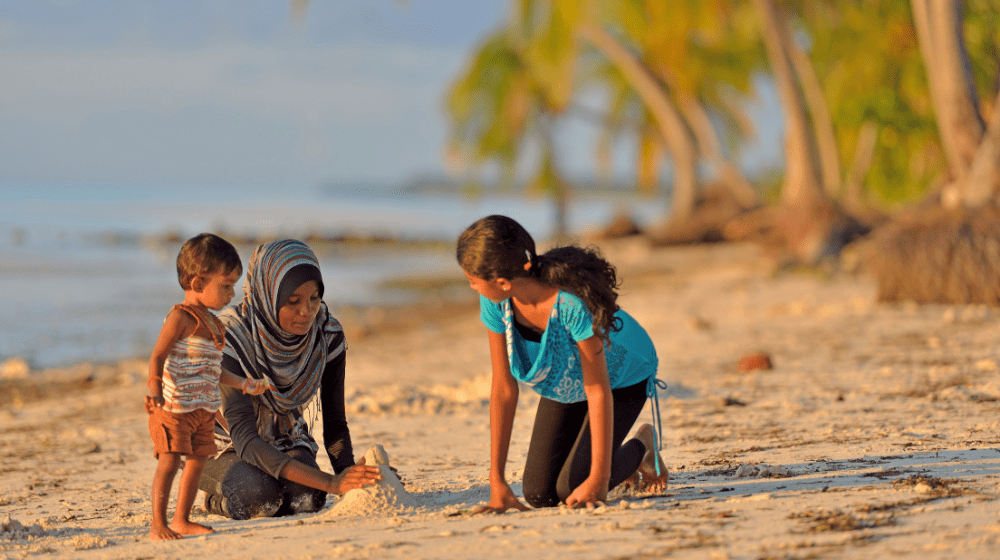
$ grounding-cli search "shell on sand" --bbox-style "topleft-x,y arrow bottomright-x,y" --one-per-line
324,444 -> 416,517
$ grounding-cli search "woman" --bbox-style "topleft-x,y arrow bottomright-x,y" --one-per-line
198,239 -> 382,519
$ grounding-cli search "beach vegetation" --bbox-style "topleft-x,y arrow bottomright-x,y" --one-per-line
439,0 -> 1000,305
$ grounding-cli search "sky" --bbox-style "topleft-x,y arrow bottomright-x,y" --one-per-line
0,0 -> 513,196
0,0 -> 782,199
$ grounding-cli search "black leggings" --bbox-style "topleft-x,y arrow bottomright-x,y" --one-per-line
522,380 -> 648,508
198,447 -> 327,520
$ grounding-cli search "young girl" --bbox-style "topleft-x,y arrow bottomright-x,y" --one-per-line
145,233 -> 269,540
457,215 -> 667,512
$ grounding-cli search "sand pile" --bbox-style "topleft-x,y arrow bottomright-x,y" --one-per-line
1,515 -> 45,540
324,444 -> 416,517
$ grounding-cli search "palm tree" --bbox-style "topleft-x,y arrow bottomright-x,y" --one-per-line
451,0 -> 766,241
445,29 -> 575,237
577,22 -> 700,222
910,0 -> 1000,205
794,0 -> 942,208
866,0 -> 1000,304
578,0 -> 763,223
718,0 -> 871,265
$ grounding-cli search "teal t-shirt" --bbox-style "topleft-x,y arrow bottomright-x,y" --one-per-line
479,291 -> 658,403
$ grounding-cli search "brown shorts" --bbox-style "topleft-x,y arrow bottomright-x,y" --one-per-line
148,407 -> 218,459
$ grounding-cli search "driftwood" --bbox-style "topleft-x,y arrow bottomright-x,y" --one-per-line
645,182 -> 754,245
864,203 -> 1000,304
723,198 -> 873,265
598,212 -> 644,239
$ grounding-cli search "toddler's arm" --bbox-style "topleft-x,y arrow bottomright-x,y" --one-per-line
146,308 -> 195,413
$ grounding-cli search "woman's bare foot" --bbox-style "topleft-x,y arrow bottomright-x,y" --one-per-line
168,520 -> 214,537
149,524 -> 182,541
631,424 -> 668,493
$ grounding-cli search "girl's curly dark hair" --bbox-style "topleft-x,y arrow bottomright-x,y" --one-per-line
457,215 -> 622,343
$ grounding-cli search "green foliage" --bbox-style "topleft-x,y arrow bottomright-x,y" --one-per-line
444,0 -> 1000,213
583,0 -> 766,187
444,17 -> 572,227
789,0 -> 1000,206
786,0 -> 934,203
962,0 -> 1000,108
446,32 -> 531,166
512,0 -> 584,110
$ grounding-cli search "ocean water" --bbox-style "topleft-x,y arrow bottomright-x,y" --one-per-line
0,186 -> 667,369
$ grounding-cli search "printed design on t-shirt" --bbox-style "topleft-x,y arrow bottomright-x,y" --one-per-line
486,292 -> 658,404
500,293 -> 589,403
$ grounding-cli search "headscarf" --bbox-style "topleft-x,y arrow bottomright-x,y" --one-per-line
219,239 -> 345,417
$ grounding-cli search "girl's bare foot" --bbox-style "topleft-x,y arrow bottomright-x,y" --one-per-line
149,524 -> 182,541
168,520 -> 214,537
632,424 -> 668,493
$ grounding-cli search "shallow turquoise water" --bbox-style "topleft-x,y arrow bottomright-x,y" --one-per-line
0,188 -> 666,368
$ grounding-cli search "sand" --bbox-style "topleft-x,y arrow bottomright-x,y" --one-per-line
2,239 -> 1000,559
323,444 -> 416,517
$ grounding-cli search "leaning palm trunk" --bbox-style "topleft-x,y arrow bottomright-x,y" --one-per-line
781,8 -> 841,196
678,92 -> 760,209
578,23 -> 699,222
726,0 -> 869,265
961,90 -> 1000,206
752,0 -> 825,206
910,0 -> 983,193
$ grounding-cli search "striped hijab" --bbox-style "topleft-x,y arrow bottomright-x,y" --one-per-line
219,239 -> 345,417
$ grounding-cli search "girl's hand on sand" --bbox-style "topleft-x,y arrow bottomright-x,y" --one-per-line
564,476 -> 608,509
330,457 -> 382,494
472,482 -> 529,514
144,395 -> 164,414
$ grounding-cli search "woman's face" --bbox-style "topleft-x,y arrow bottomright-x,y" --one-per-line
278,280 -> 321,335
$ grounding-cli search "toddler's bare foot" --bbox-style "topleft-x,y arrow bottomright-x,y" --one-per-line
149,524 -> 182,541
169,520 -> 214,537
633,424 -> 668,493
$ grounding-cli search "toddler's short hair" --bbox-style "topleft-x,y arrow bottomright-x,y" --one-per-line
176,233 -> 242,290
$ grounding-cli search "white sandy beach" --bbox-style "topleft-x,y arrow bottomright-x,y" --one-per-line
2,239 -> 1000,559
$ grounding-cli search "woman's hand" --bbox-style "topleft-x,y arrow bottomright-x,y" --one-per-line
387,465 -> 405,486
564,475 -> 608,509
328,457 -> 382,494
472,481 -> 529,514
241,377 -> 272,395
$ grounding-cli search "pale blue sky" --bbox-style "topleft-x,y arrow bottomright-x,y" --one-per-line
0,1 -> 512,194
0,0 -> 781,197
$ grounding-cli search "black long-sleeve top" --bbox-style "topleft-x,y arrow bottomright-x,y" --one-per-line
218,351 -> 355,479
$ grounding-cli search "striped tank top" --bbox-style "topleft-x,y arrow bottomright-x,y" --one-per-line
161,304 -> 226,413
